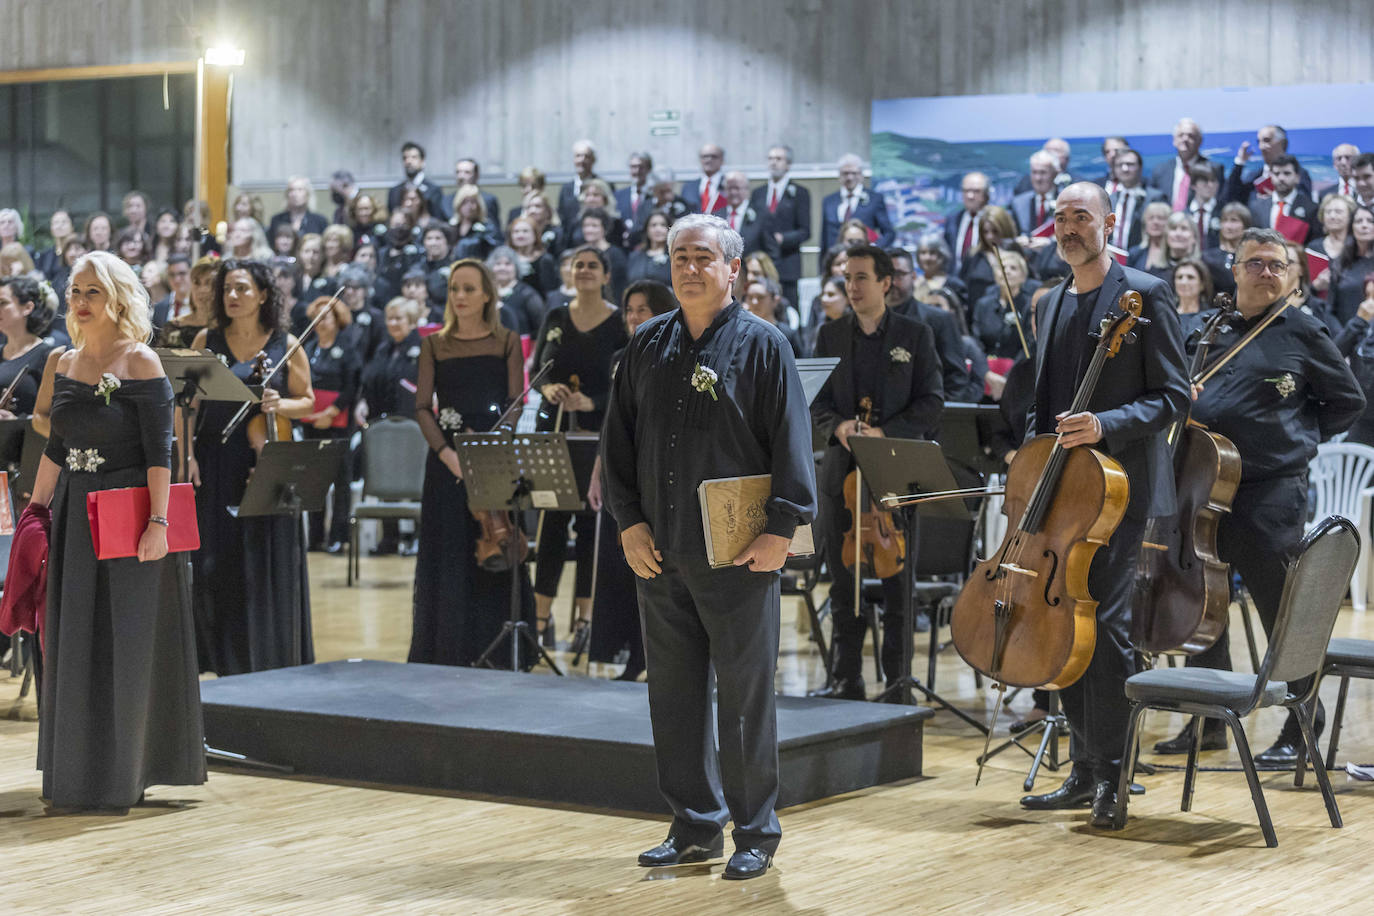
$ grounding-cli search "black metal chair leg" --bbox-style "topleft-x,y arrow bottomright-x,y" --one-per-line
1295,705 -> 1343,829
1224,710 -> 1278,848
1182,715 -> 1203,812
1326,675 -> 1350,772
1113,704 -> 1147,829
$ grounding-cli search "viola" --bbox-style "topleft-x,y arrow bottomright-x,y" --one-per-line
244,350 -> 292,452
473,504 -> 528,572
1131,294 -> 1242,655
951,290 -> 1143,781
840,396 -> 905,581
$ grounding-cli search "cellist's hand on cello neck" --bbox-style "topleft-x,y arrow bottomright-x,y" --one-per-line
1054,410 -> 1103,448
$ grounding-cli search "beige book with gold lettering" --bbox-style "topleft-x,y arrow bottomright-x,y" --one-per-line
698,474 -> 814,568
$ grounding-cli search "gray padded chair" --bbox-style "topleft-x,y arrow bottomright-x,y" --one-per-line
347,416 -> 428,586
1317,638 -> 1374,770
1113,515 -> 1360,846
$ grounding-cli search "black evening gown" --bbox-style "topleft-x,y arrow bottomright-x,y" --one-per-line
193,329 -> 313,675
408,331 -> 535,666
38,373 -> 205,808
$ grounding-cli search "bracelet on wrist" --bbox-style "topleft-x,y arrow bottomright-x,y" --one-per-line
148,515 -> 170,527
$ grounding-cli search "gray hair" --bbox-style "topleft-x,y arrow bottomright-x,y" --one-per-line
668,213 -> 744,262
837,153 -> 864,170
648,168 -> 676,185
0,208 -> 22,237
1029,149 -> 1059,171
769,144 -> 795,164
1238,227 -> 1288,254
486,244 -> 530,278
915,232 -> 952,267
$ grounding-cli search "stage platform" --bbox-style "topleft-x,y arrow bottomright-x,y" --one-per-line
201,660 -> 932,813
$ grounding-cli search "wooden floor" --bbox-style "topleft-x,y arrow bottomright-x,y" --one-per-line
5,553 -> 1374,914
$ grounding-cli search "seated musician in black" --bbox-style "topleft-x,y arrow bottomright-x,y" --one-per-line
1018,183 -> 1188,828
1154,228 -> 1363,765
809,245 -> 943,700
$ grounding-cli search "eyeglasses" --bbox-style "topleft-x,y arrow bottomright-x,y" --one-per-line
1241,258 -> 1290,276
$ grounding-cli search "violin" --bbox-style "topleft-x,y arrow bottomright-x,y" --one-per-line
951,290 -> 1143,781
244,350 -> 293,452
1131,294 -> 1242,655
841,396 -> 905,581
473,504 -> 528,572
0,364 -> 30,415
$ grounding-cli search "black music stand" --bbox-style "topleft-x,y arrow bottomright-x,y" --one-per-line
939,403 -> 1010,478
458,432 -> 582,676
230,440 -> 348,518
850,437 -> 988,734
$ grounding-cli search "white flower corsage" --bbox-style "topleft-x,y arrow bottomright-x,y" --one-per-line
691,363 -> 719,401
546,326 -> 563,344
889,347 -> 912,364
94,373 -> 121,405
1265,372 -> 1297,399
357,312 -> 372,326
216,353 -> 230,367
66,447 -> 105,472
438,407 -> 464,431
1003,310 -> 1020,326
407,345 -> 421,359
331,346 -> 344,359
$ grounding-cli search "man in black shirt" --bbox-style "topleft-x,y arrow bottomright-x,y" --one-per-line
809,246 -> 943,700
1153,228 -> 1364,764
1017,182 -> 1189,828
601,213 -> 816,881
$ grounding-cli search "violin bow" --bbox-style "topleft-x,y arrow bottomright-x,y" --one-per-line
1192,288 -> 1296,388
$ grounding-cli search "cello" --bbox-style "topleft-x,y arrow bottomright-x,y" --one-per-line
950,290 -> 1143,780
1130,294 -> 1242,655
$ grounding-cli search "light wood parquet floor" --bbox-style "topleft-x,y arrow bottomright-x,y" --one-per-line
4,553 -> 1374,914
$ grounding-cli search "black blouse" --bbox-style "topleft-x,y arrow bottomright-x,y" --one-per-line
531,304 -> 628,432
361,329 -> 421,420
0,340 -> 55,415
306,334 -> 363,423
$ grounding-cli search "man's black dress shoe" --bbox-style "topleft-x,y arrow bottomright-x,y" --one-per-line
1253,741 -> 1301,769
1089,780 -> 1123,829
807,677 -> 866,701
637,834 -> 724,867
1152,718 -> 1228,755
1020,769 -> 1095,809
722,848 -> 772,880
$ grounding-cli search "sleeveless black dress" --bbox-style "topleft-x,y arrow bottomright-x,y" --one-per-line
193,328 -> 313,675
39,373 -> 205,808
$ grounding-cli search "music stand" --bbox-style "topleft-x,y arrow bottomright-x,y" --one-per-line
230,440 -> 348,518
850,437 -> 988,734
457,432 -> 582,675
940,403 -> 1010,479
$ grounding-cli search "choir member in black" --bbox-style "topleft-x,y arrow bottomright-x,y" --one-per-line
1201,203 -> 1252,297
530,246 -> 629,651
298,296 -> 363,554
887,248 -> 983,402
626,212 -> 673,288
190,259 -> 316,675
337,266 -> 386,361
156,255 -> 218,348
602,214 -> 816,879
971,247 -> 1040,362
1330,205 -> 1374,326
1171,257 -> 1214,339
506,215 -> 560,297
743,277 -> 803,358
408,258 -> 532,666
0,277 -> 57,417
958,206 -> 1023,320
808,246 -> 943,700
805,275 -> 850,358
488,246 -> 546,338
1017,183 -> 1188,828
419,222 -> 454,318
544,249 -> 577,317
356,297 -> 423,555
585,279 -> 678,680
1336,277 -> 1374,445
32,251 -> 203,809
1153,229 -> 1365,764
576,209 -> 629,304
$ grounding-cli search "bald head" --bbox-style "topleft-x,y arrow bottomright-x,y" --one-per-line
1062,180 -> 1112,217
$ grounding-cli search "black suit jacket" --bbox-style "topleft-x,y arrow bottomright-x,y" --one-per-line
1108,186 -> 1164,249
720,204 -> 768,257
387,180 -> 446,221
1147,156 -> 1224,203
750,182 -> 811,282
1223,161 -> 1315,205
680,176 -> 727,215
557,174 -> 615,229
811,310 -> 944,495
943,206 -> 983,272
267,210 -> 328,239
819,187 -> 894,254
893,297 -> 981,402
1029,262 -> 1189,520
614,184 -> 653,238
1249,191 -> 1319,244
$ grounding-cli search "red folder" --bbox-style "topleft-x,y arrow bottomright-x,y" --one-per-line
1254,173 -> 1274,197
1031,219 -> 1055,239
1107,245 -> 1129,265
1306,249 -> 1331,288
301,389 -> 348,428
86,482 -> 199,560
1275,212 -> 1310,245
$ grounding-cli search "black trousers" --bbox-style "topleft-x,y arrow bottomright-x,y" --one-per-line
1058,512 -> 1146,782
820,482 -> 908,682
1186,474 -> 1311,732
534,510 -> 596,599
637,551 -> 782,854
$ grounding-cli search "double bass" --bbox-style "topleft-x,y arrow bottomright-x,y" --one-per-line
951,291 -> 1144,778
1130,295 -> 1242,655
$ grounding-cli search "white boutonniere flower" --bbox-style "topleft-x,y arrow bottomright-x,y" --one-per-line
216,353 -> 230,367
691,363 -> 719,401
94,373 -> 121,405
1265,372 -> 1297,399
407,345 -> 421,359
546,326 -> 563,344
889,347 -> 912,364
330,345 -> 344,359
438,407 -> 464,431
357,312 -> 372,326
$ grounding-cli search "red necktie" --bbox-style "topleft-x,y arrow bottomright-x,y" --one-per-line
701,184 -> 710,213
631,189 -> 640,218
1173,171 -> 1191,211
730,209 -> 739,230
1196,207 -> 1206,240
1275,199 -> 1286,228
960,216 -> 974,259
845,194 -> 856,220
769,187 -> 779,213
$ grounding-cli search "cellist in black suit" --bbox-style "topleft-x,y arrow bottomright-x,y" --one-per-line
808,245 -> 944,700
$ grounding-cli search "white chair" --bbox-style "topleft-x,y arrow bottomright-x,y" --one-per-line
1307,442 -> 1374,611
